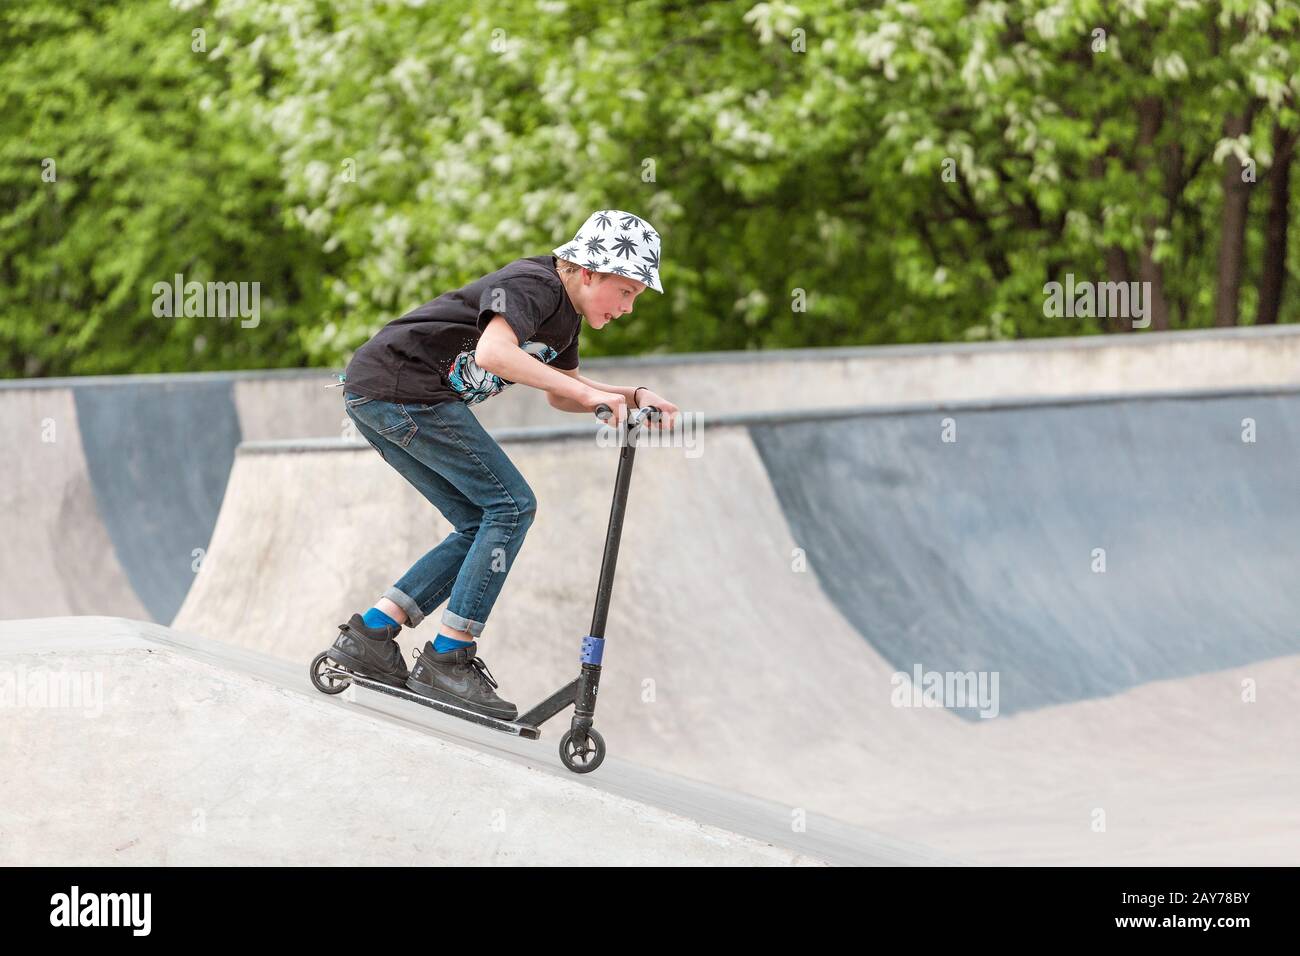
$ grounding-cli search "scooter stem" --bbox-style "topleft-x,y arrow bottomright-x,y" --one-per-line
587,404 -> 660,638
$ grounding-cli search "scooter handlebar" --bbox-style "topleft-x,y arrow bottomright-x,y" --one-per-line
594,404 -> 661,428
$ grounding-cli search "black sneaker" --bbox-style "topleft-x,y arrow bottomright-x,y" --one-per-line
326,613 -> 409,688
406,641 -> 518,721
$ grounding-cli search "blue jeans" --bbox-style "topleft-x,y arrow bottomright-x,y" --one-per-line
343,392 -> 537,638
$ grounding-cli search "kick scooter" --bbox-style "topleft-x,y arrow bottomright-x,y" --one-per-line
310,403 -> 661,774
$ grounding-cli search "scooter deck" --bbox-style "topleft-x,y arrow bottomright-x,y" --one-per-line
321,661 -> 541,739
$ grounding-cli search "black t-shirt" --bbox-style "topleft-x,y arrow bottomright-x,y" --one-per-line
342,255 -> 581,405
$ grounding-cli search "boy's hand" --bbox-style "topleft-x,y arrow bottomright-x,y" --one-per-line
582,387 -> 629,426
633,390 -> 679,429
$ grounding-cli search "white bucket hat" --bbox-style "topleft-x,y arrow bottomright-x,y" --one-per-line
552,209 -> 663,293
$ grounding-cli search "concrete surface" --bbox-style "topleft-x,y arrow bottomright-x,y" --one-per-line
5,325 -> 1300,623
74,381 -> 241,622
748,391 -> 1300,715
6,331 -> 1300,865
0,616 -> 962,866
0,387 -> 148,620
168,387 -> 1300,864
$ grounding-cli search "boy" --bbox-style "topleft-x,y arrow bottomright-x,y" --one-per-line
324,209 -> 679,721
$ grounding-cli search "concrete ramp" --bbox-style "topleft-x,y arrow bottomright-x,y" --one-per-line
169,388 -> 1300,863
0,388 -> 149,621
6,325 -> 1300,623
0,617 -> 861,866
749,391 -> 1300,716
74,381 -> 242,622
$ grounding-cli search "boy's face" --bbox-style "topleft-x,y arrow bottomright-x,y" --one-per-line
576,271 -> 647,330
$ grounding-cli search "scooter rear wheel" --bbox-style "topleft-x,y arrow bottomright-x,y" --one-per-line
310,651 -> 352,695
559,728 -> 606,773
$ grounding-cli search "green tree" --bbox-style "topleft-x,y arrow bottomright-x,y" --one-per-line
1,0 -> 1296,378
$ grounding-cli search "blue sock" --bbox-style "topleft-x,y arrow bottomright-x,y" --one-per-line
433,634 -> 473,654
362,607 -> 400,634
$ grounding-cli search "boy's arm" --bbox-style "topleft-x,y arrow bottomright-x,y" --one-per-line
477,316 -> 626,416
550,364 -> 679,431
548,369 -> 639,412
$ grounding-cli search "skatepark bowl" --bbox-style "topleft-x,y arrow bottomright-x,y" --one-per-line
3,326 -> 1299,865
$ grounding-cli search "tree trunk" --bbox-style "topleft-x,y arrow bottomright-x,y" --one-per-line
1104,246 -> 1135,333
1136,96 -> 1170,330
1256,118 -> 1296,325
1214,111 -> 1256,326
1093,149 -> 1136,335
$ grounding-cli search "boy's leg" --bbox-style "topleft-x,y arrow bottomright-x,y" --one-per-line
396,400 -> 538,640
374,598 -> 408,626
345,395 -> 483,636
374,598 -> 471,642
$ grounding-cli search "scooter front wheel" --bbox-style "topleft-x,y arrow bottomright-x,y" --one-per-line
310,651 -> 352,695
558,728 -> 606,774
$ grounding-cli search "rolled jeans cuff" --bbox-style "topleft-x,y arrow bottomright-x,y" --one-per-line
384,587 -> 425,628
441,608 -> 486,639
